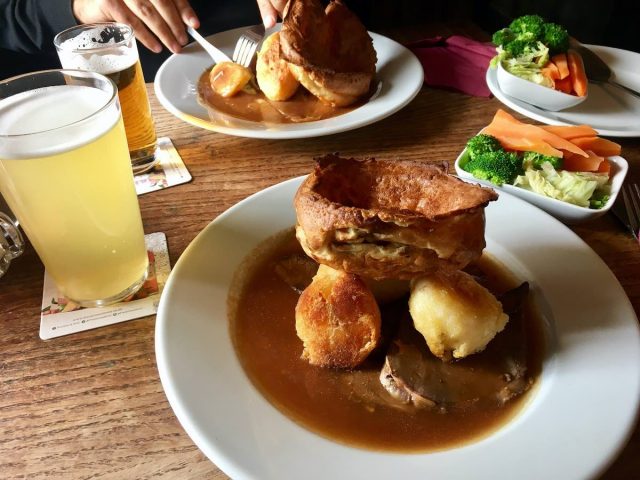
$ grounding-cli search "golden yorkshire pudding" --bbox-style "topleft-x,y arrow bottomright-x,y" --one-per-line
294,155 -> 499,280
279,0 -> 377,106
256,32 -> 300,101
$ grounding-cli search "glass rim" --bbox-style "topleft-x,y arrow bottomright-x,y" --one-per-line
53,22 -> 134,53
0,69 -> 119,139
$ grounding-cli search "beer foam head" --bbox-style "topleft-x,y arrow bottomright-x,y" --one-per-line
0,85 -> 120,159
58,28 -> 137,74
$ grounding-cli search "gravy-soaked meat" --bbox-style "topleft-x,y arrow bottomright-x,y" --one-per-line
380,283 -> 532,411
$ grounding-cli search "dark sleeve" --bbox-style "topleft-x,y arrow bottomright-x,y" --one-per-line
0,0 -> 77,53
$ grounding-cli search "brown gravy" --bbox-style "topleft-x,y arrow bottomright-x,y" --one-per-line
229,229 -> 544,452
197,68 -> 371,124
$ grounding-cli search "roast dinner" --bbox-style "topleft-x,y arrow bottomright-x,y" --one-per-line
197,0 -> 378,123
229,156 -> 544,451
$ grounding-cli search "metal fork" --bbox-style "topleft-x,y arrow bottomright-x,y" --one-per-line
232,24 -> 265,68
621,183 -> 640,241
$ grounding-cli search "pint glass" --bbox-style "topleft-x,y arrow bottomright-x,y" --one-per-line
0,70 -> 149,306
54,23 -> 158,174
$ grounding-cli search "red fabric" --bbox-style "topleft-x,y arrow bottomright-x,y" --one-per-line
408,35 -> 496,97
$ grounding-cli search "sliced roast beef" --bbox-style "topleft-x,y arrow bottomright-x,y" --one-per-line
380,283 -> 532,412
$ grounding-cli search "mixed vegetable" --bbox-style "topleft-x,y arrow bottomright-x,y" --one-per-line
490,14 -> 587,97
461,110 -> 621,209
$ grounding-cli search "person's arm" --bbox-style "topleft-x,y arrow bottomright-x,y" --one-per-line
72,0 -> 199,53
0,0 -> 76,53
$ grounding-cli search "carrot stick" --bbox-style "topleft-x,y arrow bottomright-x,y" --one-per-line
480,130 -> 563,157
551,53 -> 570,80
567,50 -> 588,97
554,76 -> 573,94
563,150 -> 604,172
541,125 -> 598,139
570,136 -> 621,157
487,110 -> 588,157
597,159 -> 611,174
542,62 -> 560,81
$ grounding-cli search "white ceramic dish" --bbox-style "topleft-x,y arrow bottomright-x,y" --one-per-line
154,26 -> 423,139
487,45 -> 640,137
155,176 -> 640,480
496,61 -> 586,111
454,148 -> 628,224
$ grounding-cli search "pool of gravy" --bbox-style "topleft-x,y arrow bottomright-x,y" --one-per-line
197,68 -> 372,124
230,229 -> 545,452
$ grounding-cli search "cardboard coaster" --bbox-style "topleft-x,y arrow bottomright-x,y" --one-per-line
39,232 -> 170,340
134,137 -> 192,195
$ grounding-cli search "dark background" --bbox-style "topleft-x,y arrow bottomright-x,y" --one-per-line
1,0 -> 638,81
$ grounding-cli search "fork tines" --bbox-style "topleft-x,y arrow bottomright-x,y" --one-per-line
622,183 -> 640,241
232,25 -> 265,68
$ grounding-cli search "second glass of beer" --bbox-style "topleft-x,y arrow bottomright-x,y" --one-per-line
54,23 -> 158,174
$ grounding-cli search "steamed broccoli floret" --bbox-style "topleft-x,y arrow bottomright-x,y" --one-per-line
466,134 -> 503,158
492,15 -> 570,61
523,151 -> 563,169
463,133 -> 523,186
514,41 -> 550,65
465,151 -> 523,186
509,15 -> 545,38
492,28 -> 515,47
502,38 -> 533,57
543,22 -> 570,53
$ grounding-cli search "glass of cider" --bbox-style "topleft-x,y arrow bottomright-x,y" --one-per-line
0,69 -> 149,306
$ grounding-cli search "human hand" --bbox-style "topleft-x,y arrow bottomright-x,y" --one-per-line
256,0 -> 289,29
72,0 -> 200,53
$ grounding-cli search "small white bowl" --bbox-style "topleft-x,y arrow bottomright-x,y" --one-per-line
496,61 -> 587,111
454,148 -> 628,224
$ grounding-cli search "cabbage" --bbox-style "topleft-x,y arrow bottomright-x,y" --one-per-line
504,64 -> 553,87
514,162 -> 609,208
501,42 -> 552,87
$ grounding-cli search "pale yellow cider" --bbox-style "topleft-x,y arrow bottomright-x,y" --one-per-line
0,85 -> 148,302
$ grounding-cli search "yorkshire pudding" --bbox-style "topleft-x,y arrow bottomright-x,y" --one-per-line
280,0 -> 376,106
294,155 -> 499,279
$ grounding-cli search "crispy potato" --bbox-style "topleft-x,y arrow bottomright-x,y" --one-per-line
295,264 -> 381,368
209,61 -> 252,98
256,32 -> 299,101
409,269 -> 508,360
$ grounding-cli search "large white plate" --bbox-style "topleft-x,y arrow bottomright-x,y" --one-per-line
486,45 -> 640,137
154,26 -> 423,139
155,177 -> 640,480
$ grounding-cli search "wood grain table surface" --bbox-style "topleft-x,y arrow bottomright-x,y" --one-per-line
1,24 -> 639,480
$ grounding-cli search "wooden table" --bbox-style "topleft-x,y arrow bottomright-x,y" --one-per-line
1,45 -> 639,480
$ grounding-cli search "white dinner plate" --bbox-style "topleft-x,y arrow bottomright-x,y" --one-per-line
486,45 -> 640,137
155,176 -> 640,480
153,26 -> 423,139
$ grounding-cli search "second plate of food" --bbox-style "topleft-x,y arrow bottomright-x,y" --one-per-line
155,173 -> 640,480
154,26 -> 423,139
